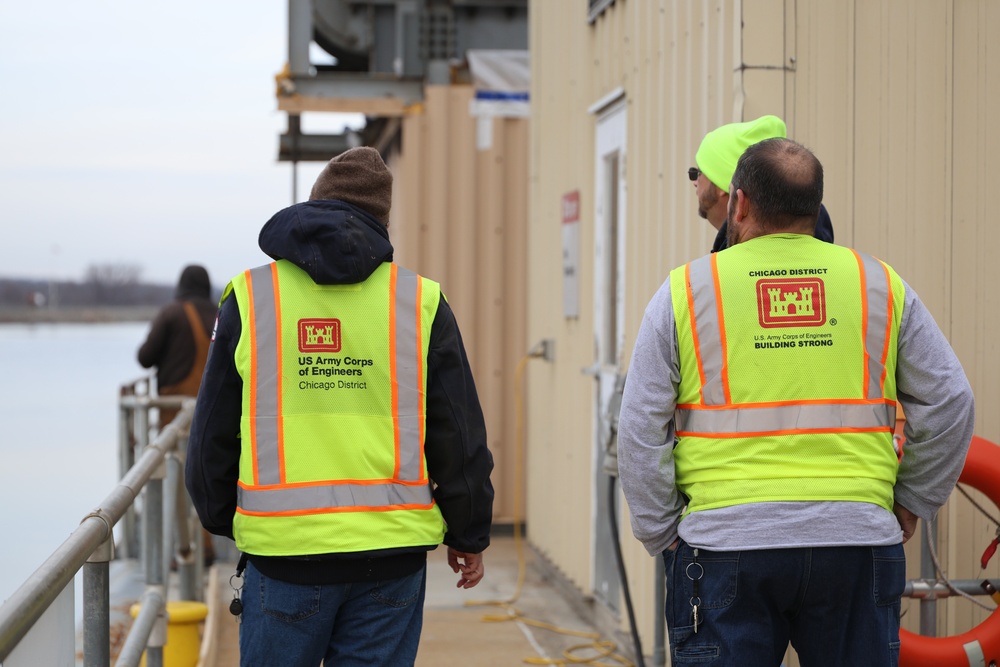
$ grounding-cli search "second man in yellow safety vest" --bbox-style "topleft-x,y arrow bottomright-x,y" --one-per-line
618,138 -> 974,666
185,146 -> 494,667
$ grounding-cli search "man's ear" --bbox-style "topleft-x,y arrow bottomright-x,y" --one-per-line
731,188 -> 750,223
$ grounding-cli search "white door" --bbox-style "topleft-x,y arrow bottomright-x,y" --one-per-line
592,101 -> 627,613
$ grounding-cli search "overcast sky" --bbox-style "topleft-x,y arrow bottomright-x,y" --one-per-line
0,1 -> 361,287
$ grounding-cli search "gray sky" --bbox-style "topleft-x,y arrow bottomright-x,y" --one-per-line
0,1 -> 360,287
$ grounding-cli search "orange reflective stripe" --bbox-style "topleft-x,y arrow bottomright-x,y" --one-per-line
877,260 -> 893,394
853,250 -> 870,396
678,397 -> 897,410
240,262 -> 432,514
710,253 -> 731,404
684,263 -> 707,403
245,265 -> 282,486
389,264 -> 401,479
686,256 -> 726,405
237,477 -> 434,513
245,268 -> 260,486
677,426 -> 892,439
393,268 -> 425,482
854,251 -> 892,399
415,277 -> 426,480
270,263 -> 286,485
237,503 -> 436,518
676,399 -> 895,435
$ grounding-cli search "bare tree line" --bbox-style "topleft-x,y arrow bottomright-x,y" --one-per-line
0,262 -> 174,309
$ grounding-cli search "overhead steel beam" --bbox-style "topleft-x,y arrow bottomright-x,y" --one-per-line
276,73 -> 425,116
278,132 -> 360,162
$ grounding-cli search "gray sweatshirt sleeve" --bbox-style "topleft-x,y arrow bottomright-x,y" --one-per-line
616,281 -> 687,556
616,277 -> 976,553
892,282 -> 976,521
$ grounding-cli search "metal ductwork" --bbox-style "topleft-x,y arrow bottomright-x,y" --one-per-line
278,0 -> 527,166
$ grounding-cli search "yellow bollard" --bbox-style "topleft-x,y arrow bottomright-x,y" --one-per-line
129,600 -> 208,667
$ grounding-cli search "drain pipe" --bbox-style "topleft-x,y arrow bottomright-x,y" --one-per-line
602,374 -> 648,667
607,476 -> 646,667
732,0 -> 745,123
652,553 -> 666,666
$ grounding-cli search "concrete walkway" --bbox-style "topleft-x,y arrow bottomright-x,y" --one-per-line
198,533 -> 640,666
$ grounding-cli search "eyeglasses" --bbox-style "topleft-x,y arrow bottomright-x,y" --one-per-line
688,167 -> 700,181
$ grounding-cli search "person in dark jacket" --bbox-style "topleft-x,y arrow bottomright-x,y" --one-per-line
184,146 -> 494,667
690,115 -> 835,252
137,264 -> 216,426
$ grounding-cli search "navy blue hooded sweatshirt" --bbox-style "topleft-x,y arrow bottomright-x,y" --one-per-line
184,200 -> 494,584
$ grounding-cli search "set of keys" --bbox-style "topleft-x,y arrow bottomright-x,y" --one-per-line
229,572 -> 244,618
229,553 -> 248,620
685,548 -> 704,634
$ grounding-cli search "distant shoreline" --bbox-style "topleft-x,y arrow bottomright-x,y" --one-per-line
0,306 -> 161,324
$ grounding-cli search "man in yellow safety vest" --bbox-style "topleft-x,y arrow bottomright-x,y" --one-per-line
185,146 -> 494,666
617,138 -> 974,666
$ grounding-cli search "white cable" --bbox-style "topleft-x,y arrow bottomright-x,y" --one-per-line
924,517 -> 996,612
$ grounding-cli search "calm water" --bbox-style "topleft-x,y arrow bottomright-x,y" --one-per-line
0,322 -> 150,604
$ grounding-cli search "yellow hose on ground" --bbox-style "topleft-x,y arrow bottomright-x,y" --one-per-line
465,355 -> 635,667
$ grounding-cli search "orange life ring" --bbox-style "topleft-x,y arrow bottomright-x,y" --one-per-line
899,436 -> 1000,666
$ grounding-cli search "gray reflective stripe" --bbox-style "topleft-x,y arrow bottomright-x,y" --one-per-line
676,401 -> 896,435
962,639 -> 986,667
687,256 -> 727,405
248,265 -> 282,485
393,267 -> 424,481
238,480 -> 434,513
857,252 -> 890,399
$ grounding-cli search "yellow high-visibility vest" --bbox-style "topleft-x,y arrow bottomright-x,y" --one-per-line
670,234 -> 905,515
225,260 -> 446,555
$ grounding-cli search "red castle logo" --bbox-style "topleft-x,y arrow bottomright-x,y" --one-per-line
298,318 -> 342,352
756,278 -> 826,328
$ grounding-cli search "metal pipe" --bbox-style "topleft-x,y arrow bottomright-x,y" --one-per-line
919,520 -> 938,635
167,456 -> 192,556
135,400 -> 150,464
144,469 -> 166,667
0,403 -> 193,661
119,399 -> 135,559
146,477 -> 164,589
162,458 -> 177,587
0,510 -> 112,661
652,554 -> 666,666
904,578 -> 995,599
83,537 -> 113,667
288,0 -> 312,76
118,395 -> 188,410
193,525 -> 206,602
173,441 -> 199,601
114,588 -> 165,667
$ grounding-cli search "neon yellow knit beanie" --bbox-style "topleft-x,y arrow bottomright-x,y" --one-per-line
695,115 -> 787,191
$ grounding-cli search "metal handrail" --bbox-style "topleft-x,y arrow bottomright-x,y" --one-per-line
0,395 -> 200,665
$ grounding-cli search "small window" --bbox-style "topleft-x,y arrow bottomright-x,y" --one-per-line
588,0 -> 616,23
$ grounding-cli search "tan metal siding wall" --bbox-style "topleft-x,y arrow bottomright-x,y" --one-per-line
783,1 -> 856,248
624,0 -> 739,648
940,0 -> 1000,641
390,85 -> 528,524
525,0 -> 601,592
529,0 -> 1000,660
528,0 -> 739,644
786,3 -> 1000,643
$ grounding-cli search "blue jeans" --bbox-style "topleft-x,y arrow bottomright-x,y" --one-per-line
662,541 -> 905,666
239,561 -> 426,666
